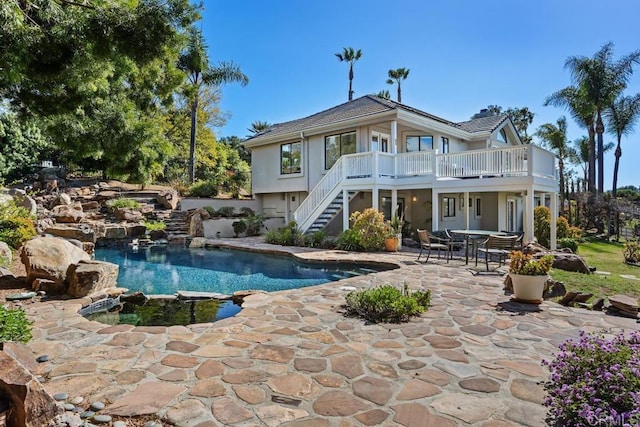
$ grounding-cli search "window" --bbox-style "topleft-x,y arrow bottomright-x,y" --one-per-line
497,128 -> 508,143
325,131 -> 356,169
280,142 -> 302,174
476,198 -> 482,216
443,197 -> 456,218
406,135 -> 433,152
441,137 -> 449,153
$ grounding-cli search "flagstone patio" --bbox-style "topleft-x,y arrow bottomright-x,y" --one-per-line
23,239 -> 640,426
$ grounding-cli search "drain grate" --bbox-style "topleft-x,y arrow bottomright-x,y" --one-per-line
78,297 -> 121,317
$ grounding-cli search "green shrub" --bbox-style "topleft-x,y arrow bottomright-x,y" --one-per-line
345,284 -> 431,323
341,208 -> 387,252
188,181 -> 218,198
534,206 -> 551,247
202,206 -> 216,216
217,206 -> 235,217
232,220 -> 247,237
0,200 -> 36,249
556,216 -> 570,239
106,198 -> 141,209
509,251 -> 554,275
623,239 -> 640,263
264,221 -> 302,246
143,220 -> 166,232
335,228 -> 364,251
304,230 -> 332,248
567,226 -> 583,239
558,237 -> 578,253
244,215 -> 264,236
239,207 -> 255,217
0,305 -> 33,344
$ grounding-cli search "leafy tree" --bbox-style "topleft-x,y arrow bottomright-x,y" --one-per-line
0,113 -> 52,184
0,0 -> 200,184
219,136 -> 251,165
472,105 -> 535,143
536,116 -> 572,214
386,67 -> 410,103
615,185 -> 640,201
178,26 -> 248,183
335,47 -> 362,101
604,94 -> 640,198
374,90 -> 391,100
563,42 -> 640,193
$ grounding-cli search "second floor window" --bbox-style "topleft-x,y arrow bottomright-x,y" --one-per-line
406,135 -> 433,152
281,142 -> 302,174
325,131 -> 356,169
441,137 -> 449,153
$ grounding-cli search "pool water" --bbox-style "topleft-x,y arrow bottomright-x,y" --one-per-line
94,246 -> 389,295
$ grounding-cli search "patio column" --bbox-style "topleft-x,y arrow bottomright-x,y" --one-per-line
431,190 -> 439,232
342,189 -> 349,232
524,189 -> 534,244
550,192 -> 557,250
372,187 -> 379,211
391,189 -> 398,218
463,191 -> 469,229
391,120 -> 397,154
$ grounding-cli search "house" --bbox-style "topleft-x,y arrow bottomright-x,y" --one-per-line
244,95 -> 559,248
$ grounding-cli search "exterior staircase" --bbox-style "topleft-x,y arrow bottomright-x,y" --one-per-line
306,191 -> 357,233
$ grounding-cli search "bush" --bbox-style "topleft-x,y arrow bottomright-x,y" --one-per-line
344,284 -> 431,323
542,330 -> 640,426
0,200 -> 36,249
534,206 -> 551,247
623,239 -> 640,263
556,216 -> 570,239
0,305 -> 33,344
244,215 -> 264,236
304,230 -> 332,248
188,181 -> 218,198
216,206 -> 236,218
202,206 -> 216,216
343,208 -> 387,252
335,228 -> 364,251
264,221 -> 302,246
558,238 -> 578,253
239,207 -> 255,217
106,198 -> 140,209
143,220 -> 166,232
232,220 -> 247,237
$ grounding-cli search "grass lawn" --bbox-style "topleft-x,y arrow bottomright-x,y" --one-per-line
550,238 -> 640,301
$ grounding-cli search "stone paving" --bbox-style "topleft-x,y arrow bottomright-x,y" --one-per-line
23,239 -> 640,426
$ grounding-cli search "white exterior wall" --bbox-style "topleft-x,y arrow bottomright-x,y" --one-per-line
251,140 -> 307,195
180,198 -> 261,212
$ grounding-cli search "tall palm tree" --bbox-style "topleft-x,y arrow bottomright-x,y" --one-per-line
247,120 -> 271,136
564,43 -> 640,192
178,27 -> 249,183
544,86 -> 597,192
386,67 -> 410,103
536,117 -> 571,213
605,94 -> 640,198
335,47 -> 362,101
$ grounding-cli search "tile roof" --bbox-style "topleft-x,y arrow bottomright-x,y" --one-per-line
246,95 -> 507,143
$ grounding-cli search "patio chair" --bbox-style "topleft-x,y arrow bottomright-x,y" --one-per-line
500,230 -> 525,251
475,234 -> 519,271
416,229 -> 451,263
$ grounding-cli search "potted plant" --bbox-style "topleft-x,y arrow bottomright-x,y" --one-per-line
383,222 -> 399,252
389,207 -> 404,250
508,251 -> 554,303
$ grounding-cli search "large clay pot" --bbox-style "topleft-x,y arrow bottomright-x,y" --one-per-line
510,273 -> 547,303
384,237 -> 399,252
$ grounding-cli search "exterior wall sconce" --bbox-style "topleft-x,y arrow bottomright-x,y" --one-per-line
412,196 -> 417,202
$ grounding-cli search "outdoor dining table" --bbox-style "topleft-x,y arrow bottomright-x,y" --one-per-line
450,229 -> 507,264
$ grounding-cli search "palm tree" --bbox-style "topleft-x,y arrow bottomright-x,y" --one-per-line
386,67 -> 410,103
247,120 -> 271,136
178,27 -> 249,183
544,86 -> 597,192
563,43 -> 640,192
375,90 -> 391,100
536,117 -> 571,214
605,94 -> 640,198
335,47 -> 362,101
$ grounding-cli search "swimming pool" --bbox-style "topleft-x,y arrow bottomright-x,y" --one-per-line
94,246 -> 390,295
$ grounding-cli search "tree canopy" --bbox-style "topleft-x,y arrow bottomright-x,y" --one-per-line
472,105 -> 535,143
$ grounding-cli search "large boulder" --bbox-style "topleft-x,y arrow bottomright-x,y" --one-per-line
114,208 -> 144,222
44,224 -> 96,243
51,203 -> 85,223
545,252 -> 591,274
50,193 -> 72,208
67,259 -> 119,298
156,189 -> 180,210
0,350 -> 62,427
20,236 -> 90,287
103,224 -> 128,239
8,189 -> 38,217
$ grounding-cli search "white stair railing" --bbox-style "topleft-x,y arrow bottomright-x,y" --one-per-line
294,156 -> 346,231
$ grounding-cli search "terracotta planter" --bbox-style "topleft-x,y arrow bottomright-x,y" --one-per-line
510,273 -> 547,303
384,237 -> 399,252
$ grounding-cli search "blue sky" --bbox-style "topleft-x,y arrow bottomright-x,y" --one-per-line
202,0 -> 640,190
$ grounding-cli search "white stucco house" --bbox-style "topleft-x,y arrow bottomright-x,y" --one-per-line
243,95 -> 559,247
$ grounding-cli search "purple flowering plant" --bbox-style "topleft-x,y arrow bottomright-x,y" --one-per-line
542,330 -> 640,427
